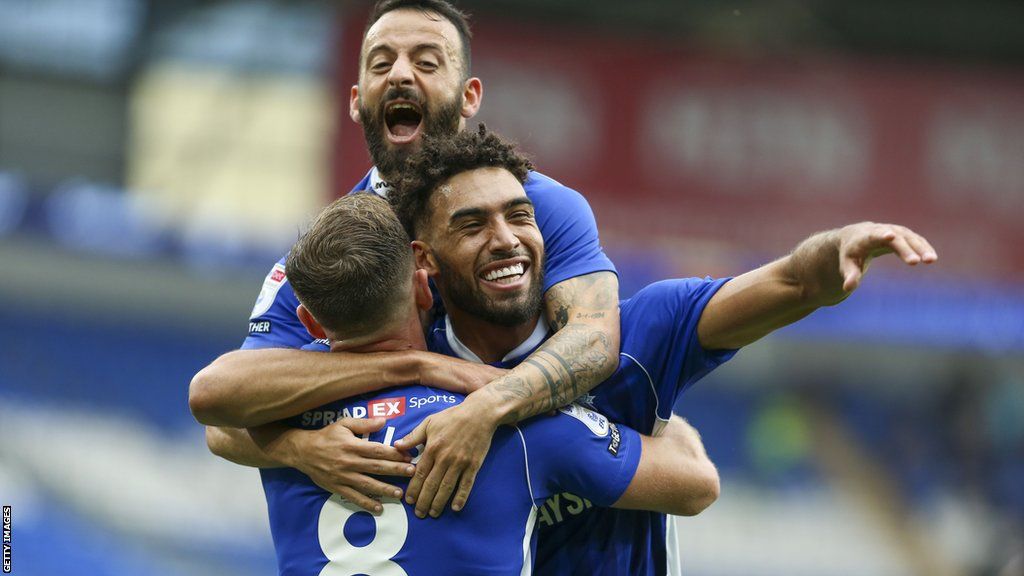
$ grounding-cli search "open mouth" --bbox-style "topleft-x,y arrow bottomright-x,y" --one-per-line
384,101 -> 423,144
478,260 -> 530,288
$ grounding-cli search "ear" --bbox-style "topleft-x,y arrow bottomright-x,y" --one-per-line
349,85 -> 361,124
412,240 -> 439,276
461,77 -> 482,120
296,304 -> 328,340
413,268 -> 433,311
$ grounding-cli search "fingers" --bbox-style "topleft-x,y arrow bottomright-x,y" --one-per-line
333,485 -> 384,515
840,255 -> 864,292
350,457 -> 416,478
840,223 -> 938,291
405,448 -> 433,508
425,465 -> 462,518
348,438 -> 412,463
886,234 -> 921,265
353,474 -> 404,501
849,223 -> 937,265
312,471 -> 406,514
413,460 -> 449,518
394,420 -> 427,451
337,416 -> 386,436
450,465 -> 479,512
901,228 -> 938,263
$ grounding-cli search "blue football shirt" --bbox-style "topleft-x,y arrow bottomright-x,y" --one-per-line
427,278 -> 738,576
260,385 -> 641,576
242,168 -> 616,350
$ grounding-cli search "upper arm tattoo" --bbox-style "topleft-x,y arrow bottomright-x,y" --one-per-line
544,271 -> 618,331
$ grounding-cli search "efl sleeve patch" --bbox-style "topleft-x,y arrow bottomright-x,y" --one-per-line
558,403 -> 610,437
250,263 -> 287,319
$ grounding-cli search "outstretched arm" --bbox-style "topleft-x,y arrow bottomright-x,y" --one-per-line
189,348 -> 502,427
396,271 -> 621,518
613,416 -> 720,516
698,222 -> 937,350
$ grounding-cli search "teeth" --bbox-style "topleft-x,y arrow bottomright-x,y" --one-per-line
483,263 -> 524,282
389,103 -> 417,112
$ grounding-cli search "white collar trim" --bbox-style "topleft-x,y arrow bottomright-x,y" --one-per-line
444,314 -> 548,364
369,167 -> 392,197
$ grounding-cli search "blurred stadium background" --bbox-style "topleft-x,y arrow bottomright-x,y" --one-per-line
1,0 -> 1022,574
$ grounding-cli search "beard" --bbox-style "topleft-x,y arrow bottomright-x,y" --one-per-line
359,86 -> 463,179
435,251 -> 545,328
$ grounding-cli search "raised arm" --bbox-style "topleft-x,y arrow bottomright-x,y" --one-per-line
189,348 -> 501,427
698,222 -> 937,350
395,271 -> 620,519
613,416 -> 720,516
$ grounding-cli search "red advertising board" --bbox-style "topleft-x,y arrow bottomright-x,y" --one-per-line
334,11 -> 1024,281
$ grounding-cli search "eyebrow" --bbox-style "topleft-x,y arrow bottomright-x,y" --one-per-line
449,196 -> 533,223
365,42 -> 447,61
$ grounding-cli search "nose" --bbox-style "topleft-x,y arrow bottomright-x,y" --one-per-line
489,218 -> 521,253
388,55 -> 415,88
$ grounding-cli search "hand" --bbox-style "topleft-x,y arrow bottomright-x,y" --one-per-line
835,222 -> 937,294
284,417 -> 415,514
422,354 -> 508,394
394,398 -> 500,518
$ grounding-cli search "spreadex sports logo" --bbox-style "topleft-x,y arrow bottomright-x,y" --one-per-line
367,397 -> 406,419
301,397 -> 404,426
299,394 -> 457,427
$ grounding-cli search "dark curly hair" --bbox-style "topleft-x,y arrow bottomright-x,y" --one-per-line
389,124 -> 533,239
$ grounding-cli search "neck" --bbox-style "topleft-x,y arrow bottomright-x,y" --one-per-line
444,306 -> 541,364
329,314 -> 427,354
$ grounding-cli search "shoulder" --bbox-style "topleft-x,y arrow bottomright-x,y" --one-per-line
524,170 -> 584,201
618,278 -> 726,345
521,170 -> 597,228
247,254 -> 294,320
624,278 -> 727,315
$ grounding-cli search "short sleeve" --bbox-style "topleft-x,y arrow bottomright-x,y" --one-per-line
619,278 -> 739,421
518,404 -> 641,507
524,172 -> 616,292
240,256 -> 313,350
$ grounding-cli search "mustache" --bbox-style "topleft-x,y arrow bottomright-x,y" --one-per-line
480,250 -> 532,267
381,87 -> 424,108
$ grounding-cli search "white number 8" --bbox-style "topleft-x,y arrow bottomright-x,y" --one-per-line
318,494 -> 409,576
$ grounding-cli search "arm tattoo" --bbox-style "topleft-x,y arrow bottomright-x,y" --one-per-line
489,272 -> 619,422
492,375 -> 532,402
523,357 -> 561,408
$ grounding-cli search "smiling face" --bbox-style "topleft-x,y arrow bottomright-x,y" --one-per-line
414,167 -> 544,328
351,8 -> 482,178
